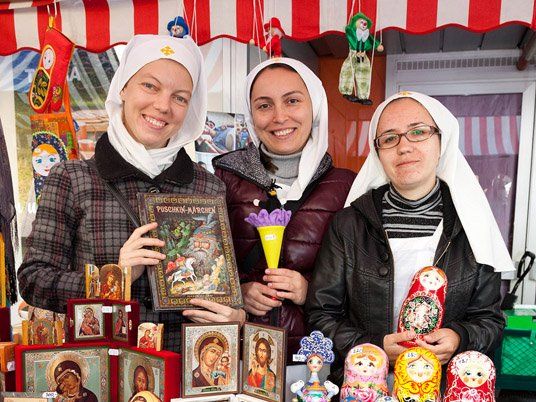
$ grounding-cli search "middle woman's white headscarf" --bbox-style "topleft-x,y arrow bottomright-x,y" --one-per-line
105,34 -> 207,178
344,91 -> 513,273
245,58 -> 329,202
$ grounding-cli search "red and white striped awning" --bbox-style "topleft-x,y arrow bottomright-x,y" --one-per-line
1,0 -> 535,56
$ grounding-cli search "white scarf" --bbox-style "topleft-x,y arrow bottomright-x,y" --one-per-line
244,58 -> 329,201
344,91 -> 514,273
105,35 -> 207,178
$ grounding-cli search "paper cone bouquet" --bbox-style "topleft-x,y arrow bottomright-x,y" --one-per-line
245,208 -> 291,268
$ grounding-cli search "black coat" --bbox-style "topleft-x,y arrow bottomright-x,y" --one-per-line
305,181 -> 505,384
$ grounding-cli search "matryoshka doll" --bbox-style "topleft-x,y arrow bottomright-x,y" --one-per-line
31,132 -> 68,201
444,351 -> 496,402
397,266 -> 447,348
290,331 -> 339,402
393,347 -> 441,402
341,343 -> 389,401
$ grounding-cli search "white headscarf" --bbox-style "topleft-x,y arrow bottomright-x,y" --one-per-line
344,91 -> 513,273
245,58 -> 329,201
105,35 -> 207,178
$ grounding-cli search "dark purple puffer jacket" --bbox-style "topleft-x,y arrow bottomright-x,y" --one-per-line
213,144 -> 356,360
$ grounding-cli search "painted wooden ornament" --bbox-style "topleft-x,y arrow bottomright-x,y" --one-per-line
397,266 -> 447,348
393,347 -> 441,402
290,330 -> 339,402
340,343 -> 389,401
444,351 -> 496,402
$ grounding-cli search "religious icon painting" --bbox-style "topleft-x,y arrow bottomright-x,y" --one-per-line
85,263 -> 131,301
67,300 -> 106,342
118,347 -> 180,402
28,319 -> 56,346
0,392 -> 52,402
16,344 -> 110,401
137,323 -> 164,352
111,301 -> 139,345
67,299 -> 139,345
241,323 -> 286,402
118,348 -> 165,402
181,322 -> 240,398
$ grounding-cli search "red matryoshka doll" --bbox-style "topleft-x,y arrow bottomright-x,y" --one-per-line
393,347 -> 441,402
444,351 -> 496,402
397,266 -> 447,348
340,343 -> 389,401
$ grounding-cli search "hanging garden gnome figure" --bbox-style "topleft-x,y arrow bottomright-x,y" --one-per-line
167,16 -> 189,38
290,331 -> 339,401
339,12 -> 383,105
444,351 -> 496,402
340,343 -> 389,401
263,17 -> 285,58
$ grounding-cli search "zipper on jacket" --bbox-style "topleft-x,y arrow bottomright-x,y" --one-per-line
434,240 -> 452,269
383,229 -> 395,333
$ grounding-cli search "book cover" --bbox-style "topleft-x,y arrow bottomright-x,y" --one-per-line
137,193 -> 243,311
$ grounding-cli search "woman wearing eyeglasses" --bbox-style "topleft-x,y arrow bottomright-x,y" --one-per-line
306,92 -> 511,385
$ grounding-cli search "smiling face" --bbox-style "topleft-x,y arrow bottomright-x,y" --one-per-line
307,354 -> 324,373
353,355 -> 379,376
32,144 -> 60,176
376,98 -> 441,199
419,269 -> 446,291
407,356 -> 435,383
121,58 -> 193,150
250,66 -> 313,155
460,361 -> 490,388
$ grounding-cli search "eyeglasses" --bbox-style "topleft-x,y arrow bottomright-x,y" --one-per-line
374,125 -> 440,149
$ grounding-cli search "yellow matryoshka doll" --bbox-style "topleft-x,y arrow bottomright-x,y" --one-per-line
393,347 -> 441,402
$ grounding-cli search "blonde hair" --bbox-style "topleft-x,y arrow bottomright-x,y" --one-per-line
394,347 -> 441,400
33,143 -> 59,156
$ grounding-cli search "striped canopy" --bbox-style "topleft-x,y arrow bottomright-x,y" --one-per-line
1,0 -> 535,55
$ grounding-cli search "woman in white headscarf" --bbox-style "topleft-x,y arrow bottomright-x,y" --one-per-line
212,58 -> 356,357
306,91 -> 511,384
19,35 -> 243,352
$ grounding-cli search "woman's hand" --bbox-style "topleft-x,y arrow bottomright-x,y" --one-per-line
119,222 -> 165,281
183,298 -> 246,326
264,268 -> 308,305
241,282 -> 281,316
416,328 -> 460,364
383,330 -> 416,365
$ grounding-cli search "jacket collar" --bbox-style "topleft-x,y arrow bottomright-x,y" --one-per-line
351,180 -> 462,240
212,143 -> 333,189
94,133 -> 194,185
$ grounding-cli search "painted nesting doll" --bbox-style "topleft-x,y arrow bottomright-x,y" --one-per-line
340,343 -> 389,401
397,266 -> 448,348
376,398 -> 395,402
290,331 -> 339,402
393,347 -> 441,402
444,351 -> 496,402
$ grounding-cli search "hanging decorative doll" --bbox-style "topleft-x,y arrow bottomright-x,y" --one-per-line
167,16 -> 189,38
338,12 -> 383,105
397,266 -> 448,348
31,132 -> 68,201
263,17 -> 285,58
444,351 -> 496,402
29,17 -> 74,113
340,343 -> 389,401
393,347 -> 441,402
290,331 -> 339,401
